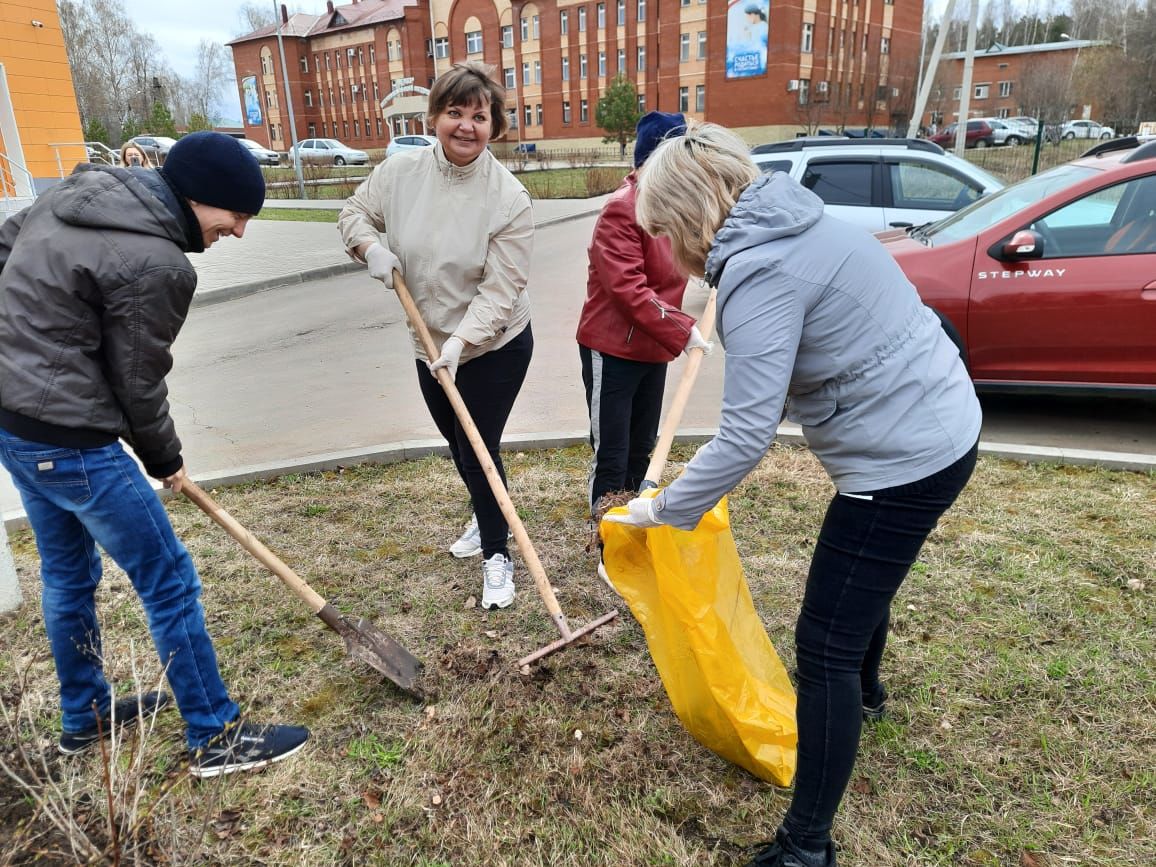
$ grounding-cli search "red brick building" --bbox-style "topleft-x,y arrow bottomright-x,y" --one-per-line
228,0 -> 924,151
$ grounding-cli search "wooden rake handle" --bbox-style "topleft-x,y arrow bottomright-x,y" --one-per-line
181,479 -> 328,615
391,272 -> 574,639
640,285 -> 718,490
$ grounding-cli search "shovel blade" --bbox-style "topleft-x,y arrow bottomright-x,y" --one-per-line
318,604 -> 424,698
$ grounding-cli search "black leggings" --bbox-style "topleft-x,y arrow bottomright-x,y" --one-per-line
415,326 -> 533,559
783,442 -> 978,848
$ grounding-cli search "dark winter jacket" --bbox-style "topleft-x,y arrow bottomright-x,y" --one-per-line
0,165 -> 202,478
577,172 -> 695,363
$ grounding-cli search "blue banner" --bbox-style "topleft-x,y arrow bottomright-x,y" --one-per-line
726,0 -> 769,79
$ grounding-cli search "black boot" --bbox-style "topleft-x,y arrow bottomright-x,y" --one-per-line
746,827 -> 836,867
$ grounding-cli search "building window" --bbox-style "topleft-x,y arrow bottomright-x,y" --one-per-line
358,47 -> 364,65
597,3 -> 605,29
698,31 -> 707,60
534,59 -> 542,83
466,30 -> 483,54
996,107 -> 1010,118
376,117 -> 383,135
678,86 -> 689,112
522,62 -> 531,85
617,0 -> 626,25
347,47 -> 356,65
952,86 -> 962,100
304,89 -> 313,107
261,51 -> 273,75
533,15 -> 540,38
974,83 -> 990,99
502,25 -> 514,47
387,40 -> 400,61
563,100 -> 571,123
802,23 -> 813,54
578,7 -> 587,31
521,17 -> 530,41
434,37 -> 449,59
505,67 -> 516,89
300,56 -> 308,73
695,83 -> 705,112
562,56 -> 570,81
999,80 -> 1013,97
618,48 -> 626,72
536,103 -> 543,124
798,78 -> 810,105
881,36 -> 890,55
308,122 -> 316,137
598,51 -> 606,77
354,119 -> 360,137
580,54 -> 588,79
370,45 -> 375,64
314,54 -> 320,70
524,104 -> 533,126
637,45 -> 646,71
638,0 -> 646,22
680,33 -> 690,62
637,93 -> 645,111
581,98 -> 589,122
560,10 -> 568,35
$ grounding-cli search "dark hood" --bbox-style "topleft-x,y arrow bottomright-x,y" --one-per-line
704,173 -> 824,285
51,164 -> 202,252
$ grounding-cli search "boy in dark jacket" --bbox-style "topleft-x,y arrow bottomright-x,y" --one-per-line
0,132 -> 309,778
577,112 -> 709,528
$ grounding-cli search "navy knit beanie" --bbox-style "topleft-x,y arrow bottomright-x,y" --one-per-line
634,111 -> 687,168
159,132 -> 265,215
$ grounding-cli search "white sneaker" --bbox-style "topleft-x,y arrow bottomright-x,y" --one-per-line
597,558 -> 612,588
450,515 -> 482,558
481,553 -> 515,610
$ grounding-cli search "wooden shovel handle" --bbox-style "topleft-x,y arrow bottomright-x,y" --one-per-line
181,479 -> 327,615
641,285 -> 718,489
392,272 -> 572,638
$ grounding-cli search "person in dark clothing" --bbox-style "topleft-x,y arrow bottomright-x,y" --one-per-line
577,111 -> 710,544
0,131 -> 309,778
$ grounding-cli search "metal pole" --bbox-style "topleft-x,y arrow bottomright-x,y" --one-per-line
274,1 -> 306,199
907,0 -> 957,138
954,0 -> 979,157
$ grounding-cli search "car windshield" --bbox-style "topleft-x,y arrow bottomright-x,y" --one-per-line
155,137 -> 178,146
922,164 -> 1101,244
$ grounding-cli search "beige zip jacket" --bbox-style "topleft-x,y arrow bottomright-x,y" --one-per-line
339,142 -> 533,363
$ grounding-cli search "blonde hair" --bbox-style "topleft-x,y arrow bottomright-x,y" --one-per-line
427,61 -> 509,140
120,143 -> 150,168
635,122 -> 759,276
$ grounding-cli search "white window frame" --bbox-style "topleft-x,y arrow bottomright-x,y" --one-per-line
802,23 -> 813,54
563,100 -> 572,123
637,45 -> 646,71
678,86 -> 689,112
504,67 -> 516,89
581,98 -> 589,122
695,83 -> 705,112
580,54 -> 588,79
597,3 -> 605,29
522,62 -> 531,86
638,0 -> 646,22
698,31 -> 707,60
599,51 -> 606,77
974,83 -> 990,100
501,25 -> 514,48
999,80 -> 1013,97
680,32 -> 690,62
562,56 -> 570,81
466,30 -> 483,55
560,10 -> 568,35
521,18 -> 530,41
579,7 -> 587,31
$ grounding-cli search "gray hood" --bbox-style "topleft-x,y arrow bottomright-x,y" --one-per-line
704,173 -> 823,285
51,164 -> 194,251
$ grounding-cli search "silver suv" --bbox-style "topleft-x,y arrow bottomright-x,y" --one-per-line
751,138 -> 1004,233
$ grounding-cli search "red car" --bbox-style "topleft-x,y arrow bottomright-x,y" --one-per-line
878,136 -> 1156,392
929,119 -> 996,149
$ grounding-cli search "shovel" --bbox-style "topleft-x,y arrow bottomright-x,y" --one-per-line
181,479 -> 424,699
639,285 -> 718,491
391,273 -> 619,669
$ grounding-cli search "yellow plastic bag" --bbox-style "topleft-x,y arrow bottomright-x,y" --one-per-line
601,494 -> 797,785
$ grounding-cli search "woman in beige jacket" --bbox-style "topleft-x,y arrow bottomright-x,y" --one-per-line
339,61 -> 533,611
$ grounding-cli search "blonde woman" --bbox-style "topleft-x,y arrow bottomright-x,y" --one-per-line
339,62 -> 532,610
608,123 -> 981,867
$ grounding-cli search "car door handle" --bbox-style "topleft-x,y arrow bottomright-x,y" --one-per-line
1142,281 -> 1156,300
889,222 -> 914,228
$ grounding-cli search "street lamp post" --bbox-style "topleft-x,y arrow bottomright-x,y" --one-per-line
274,1 -> 306,199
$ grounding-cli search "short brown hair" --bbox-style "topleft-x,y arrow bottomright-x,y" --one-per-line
426,61 -> 509,140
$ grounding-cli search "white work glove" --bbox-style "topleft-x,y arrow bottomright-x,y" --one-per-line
683,325 -> 714,356
428,336 -> 465,381
365,242 -> 401,289
602,494 -> 665,528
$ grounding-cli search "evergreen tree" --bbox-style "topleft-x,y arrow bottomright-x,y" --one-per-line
186,112 -> 213,132
149,100 -> 179,137
596,74 -> 641,160
120,117 -> 141,142
84,118 -> 110,145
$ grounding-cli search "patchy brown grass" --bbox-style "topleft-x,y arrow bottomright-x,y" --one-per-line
1,445 -> 1153,866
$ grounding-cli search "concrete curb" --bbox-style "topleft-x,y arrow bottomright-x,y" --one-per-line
189,206 -> 604,309
4,429 -> 1152,533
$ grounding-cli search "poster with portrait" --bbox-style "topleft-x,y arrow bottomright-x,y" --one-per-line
242,76 -> 262,126
726,0 -> 769,79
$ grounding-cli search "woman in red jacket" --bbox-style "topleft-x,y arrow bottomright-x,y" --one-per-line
576,112 -> 709,537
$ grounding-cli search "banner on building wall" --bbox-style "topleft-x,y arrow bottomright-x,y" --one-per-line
242,76 -> 262,126
726,0 -> 769,79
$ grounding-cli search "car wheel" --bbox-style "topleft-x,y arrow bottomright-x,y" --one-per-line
1063,132 -> 1075,140
1006,136 -> 1022,146
334,156 -> 346,166
931,308 -> 969,374
974,138 -> 988,149
1100,131 -> 1112,139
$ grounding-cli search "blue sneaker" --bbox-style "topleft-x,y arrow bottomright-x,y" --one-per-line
189,720 -> 310,778
58,691 -> 172,755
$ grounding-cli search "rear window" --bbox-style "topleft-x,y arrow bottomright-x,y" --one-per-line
757,159 -> 793,175
802,161 -> 874,206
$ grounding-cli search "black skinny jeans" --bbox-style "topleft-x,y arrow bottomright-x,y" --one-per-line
783,442 -> 978,848
415,326 -> 533,560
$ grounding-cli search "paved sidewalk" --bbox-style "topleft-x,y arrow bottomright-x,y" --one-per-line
190,195 -> 611,304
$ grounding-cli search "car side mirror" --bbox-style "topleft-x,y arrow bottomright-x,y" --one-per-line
995,229 -> 1045,261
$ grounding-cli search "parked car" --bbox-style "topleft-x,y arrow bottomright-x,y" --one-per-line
1062,120 -> 1115,140
385,134 -> 437,158
127,135 -> 178,162
85,144 -> 118,165
236,137 -> 281,166
750,138 -> 1004,233
289,138 -> 369,166
929,119 -> 996,149
876,136 -> 1156,391
978,118 -> 1026,147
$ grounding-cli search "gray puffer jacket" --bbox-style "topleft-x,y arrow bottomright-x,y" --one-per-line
655,172 -> 982,529
0,165 -> 200,477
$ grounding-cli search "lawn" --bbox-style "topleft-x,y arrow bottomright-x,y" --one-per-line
1,444 -> 1152,866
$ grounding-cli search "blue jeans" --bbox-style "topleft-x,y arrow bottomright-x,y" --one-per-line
0,429 -> 239,747
783,442 -> 979,848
